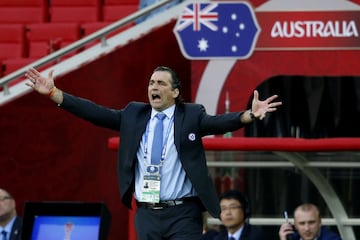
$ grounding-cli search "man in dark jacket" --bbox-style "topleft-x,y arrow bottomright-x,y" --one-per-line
25,66 -> 281,240
214,190 -> 267,240
0,189 -> 22,240
279,203 -> 341,240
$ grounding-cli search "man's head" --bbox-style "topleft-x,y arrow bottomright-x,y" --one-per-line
0,188 -> 16,227
219,190 -> 250,234
293,203 -> 321,240
148,66 -> 182,111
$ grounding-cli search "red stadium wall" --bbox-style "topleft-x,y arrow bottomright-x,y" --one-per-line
0,22 -> 190,239
192,50 -> 360,124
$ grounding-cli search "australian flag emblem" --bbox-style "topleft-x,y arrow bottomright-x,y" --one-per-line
173,1 -> 260,59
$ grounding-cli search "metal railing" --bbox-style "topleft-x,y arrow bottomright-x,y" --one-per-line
0,0 -> 175,95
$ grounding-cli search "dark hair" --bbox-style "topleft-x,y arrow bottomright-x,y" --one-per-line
219,190 -> 251,219
153,66 -> 183,104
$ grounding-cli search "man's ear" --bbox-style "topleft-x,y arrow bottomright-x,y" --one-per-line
173,88 -> 179,98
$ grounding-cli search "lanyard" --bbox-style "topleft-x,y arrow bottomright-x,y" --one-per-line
143,115 -> 174,165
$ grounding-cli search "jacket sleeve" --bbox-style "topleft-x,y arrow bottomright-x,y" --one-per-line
60,92 -> 122,131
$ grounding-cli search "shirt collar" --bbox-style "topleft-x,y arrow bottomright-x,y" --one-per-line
228,225 -> 244,240
151,105 -> 175,120
1,215 -> 16,234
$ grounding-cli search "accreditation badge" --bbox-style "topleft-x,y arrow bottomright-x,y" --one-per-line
140,165 -> 161,203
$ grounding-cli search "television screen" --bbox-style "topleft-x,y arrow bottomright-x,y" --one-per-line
22,202 -> 111,240
32,216 -> 100,240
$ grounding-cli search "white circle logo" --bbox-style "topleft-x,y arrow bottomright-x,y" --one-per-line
188,133 -> 196,141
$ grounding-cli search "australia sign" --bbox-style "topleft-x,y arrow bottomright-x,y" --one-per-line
255,11 -> 360,50
173,1 -> 260,59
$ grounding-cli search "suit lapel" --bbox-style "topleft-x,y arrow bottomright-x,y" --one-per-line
174,104 -> 184,153
128,107 -> 151,158
10,217 -> 22,240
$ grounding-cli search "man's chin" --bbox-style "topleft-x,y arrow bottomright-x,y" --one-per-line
150,102 -> 160,109
223,222 -> 239,229
302,234 -> 315,240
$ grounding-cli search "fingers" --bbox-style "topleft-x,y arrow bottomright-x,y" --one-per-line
24,82 -> 33,88
25,68 -> 36,82
26,67 -> 39,79
254,91 -> 282,106
25,67 -> 54,83
279,223 -> 294,237
25,71 -> 37,88
253,90 -> 259,101
25,67 -> 48,89
268,101 -> 282,111
48,69 -> 54,79
265,94 -> 279,104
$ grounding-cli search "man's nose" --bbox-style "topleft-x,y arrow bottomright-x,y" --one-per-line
151,83 -> 160,88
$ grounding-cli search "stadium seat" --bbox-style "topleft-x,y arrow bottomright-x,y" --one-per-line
1,58 -> 34,88
2,58 -> 36,76
81,21 -> 134,48
0,0 -> 49,24
50,0 -> 103,23
103,0 -> 138,22
26,23 -> 81,58
81,22 -> 111,36
0,24 -> 26,60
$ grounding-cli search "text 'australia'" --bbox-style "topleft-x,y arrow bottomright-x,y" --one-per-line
271,20 -> 359,38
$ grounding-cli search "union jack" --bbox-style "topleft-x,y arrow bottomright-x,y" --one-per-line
176,3 -> 219,32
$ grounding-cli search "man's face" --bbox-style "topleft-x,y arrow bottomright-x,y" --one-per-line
0,190 -> 15,223
220,198 -> 245,232
294,209 -> 321,240
148,71 -> 179,111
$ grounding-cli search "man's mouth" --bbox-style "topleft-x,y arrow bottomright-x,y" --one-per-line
152,94 -> 161,101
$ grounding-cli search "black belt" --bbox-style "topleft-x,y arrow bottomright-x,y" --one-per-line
136,197 -> 198,210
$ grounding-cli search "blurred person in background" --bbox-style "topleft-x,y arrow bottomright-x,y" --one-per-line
0,189 -> 22,240
214,190 -> 267,240
279,203 -> 341,240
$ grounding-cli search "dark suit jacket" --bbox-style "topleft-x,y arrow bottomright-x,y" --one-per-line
61,93 -> 245,218
10,216 -> 22,240
292,226 -> 341,240
213,223 -> 267,240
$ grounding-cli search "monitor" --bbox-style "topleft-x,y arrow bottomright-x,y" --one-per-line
22,202 -> 111,240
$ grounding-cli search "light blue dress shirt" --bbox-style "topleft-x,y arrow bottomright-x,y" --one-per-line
0,216 -> 16,240
134,104 -> 196,201
228,225 -> 244,240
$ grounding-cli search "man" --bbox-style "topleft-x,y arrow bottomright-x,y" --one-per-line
214,190 -> 267,240
0,189 -> 22,240
25,66 -> 282,240
279,203 -> 341,240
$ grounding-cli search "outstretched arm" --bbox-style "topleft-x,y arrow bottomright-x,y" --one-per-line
240,90 -> 282,123
25,68 -> 63,104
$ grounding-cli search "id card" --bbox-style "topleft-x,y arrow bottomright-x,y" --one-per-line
141,174 -> 161,203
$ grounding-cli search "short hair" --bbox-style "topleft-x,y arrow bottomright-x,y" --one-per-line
153,66 -> 183,103
219,190 -> 251,219
294,203 -> 321,219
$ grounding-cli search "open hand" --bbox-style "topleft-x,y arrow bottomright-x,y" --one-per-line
251,90 -> 282,120
25,68 -> 55,95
